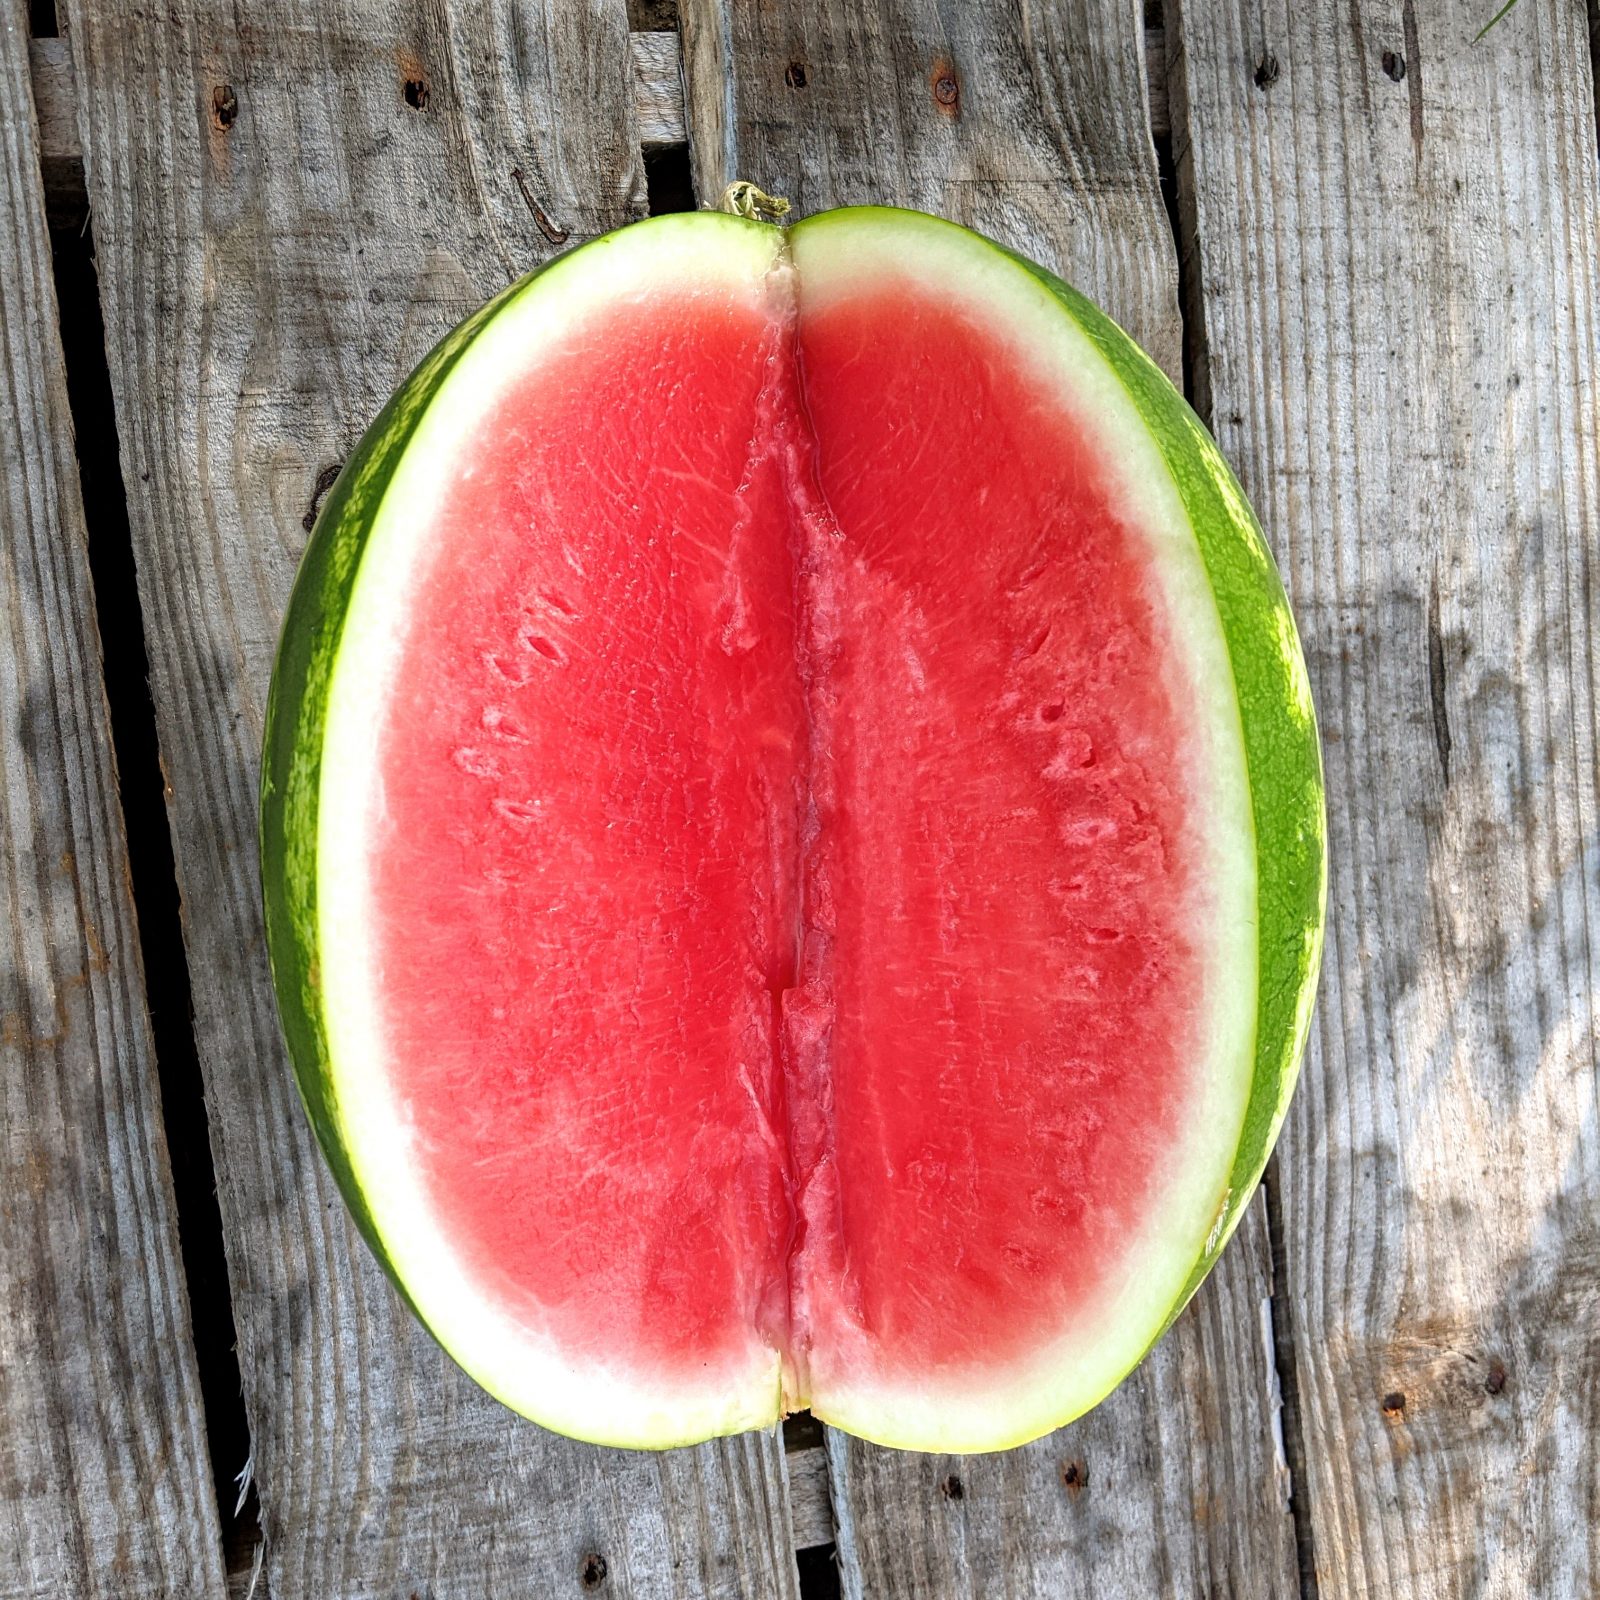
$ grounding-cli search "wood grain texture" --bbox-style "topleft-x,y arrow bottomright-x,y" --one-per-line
683,0 -> 1181,377
1171,1 -> 1600,1593
0,3 -> 225,1595
30,27 -> 688,219
25,37 -> 83,226
27,23 -> 1164,222
26,39 -> 78,158
678,1 -> 1300,1592
786,1444 -> 834,1551
61,2 -> 799,1594
632,31 -> 687,147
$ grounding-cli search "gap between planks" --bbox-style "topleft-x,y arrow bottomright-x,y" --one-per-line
27,25 -> 1169,221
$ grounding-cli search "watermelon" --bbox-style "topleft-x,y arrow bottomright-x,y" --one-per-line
261,203 -> 1324,1453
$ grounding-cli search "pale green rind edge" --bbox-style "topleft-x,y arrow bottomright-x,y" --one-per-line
259,279 -> 514,1332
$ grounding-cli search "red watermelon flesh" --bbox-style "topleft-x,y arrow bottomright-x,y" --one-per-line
367,253 -> 1206,1426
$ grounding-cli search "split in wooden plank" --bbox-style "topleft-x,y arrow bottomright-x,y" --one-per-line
1171,0 -> 1600,1592
0,3 -> 225,1596
25,38 -> 77,158
24,37 -> 78,227
676,0 -> 1301,1592
61,1 -> 802,1593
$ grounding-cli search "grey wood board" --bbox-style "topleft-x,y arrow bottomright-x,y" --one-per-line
684,0 -> 1182,377
61,1 -> 800,1594
26,38 -> 78,156
633,30 -> 688,148
1171,0 -> 1600,1593
678,0 -> 1301,1592
26,37 -> 83,225
28,24 -> 1172,235
785,1444 -> 835,1551
0,1 -> 226,1594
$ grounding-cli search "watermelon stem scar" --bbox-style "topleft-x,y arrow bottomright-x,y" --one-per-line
718,180 -> 792,221
261,203 -> 1325,1452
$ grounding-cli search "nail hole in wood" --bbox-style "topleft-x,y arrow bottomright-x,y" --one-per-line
930,59 -> 960,114
940,1473 -> 965,1501
1253,52 -> 1280,90
404,77 -> 429,110
785,61 -> 808,88
579,1552 -> 608,1589
1382,49 -> 1406,82
212,84 -> 237,129
1380,1390 -> 1406,1419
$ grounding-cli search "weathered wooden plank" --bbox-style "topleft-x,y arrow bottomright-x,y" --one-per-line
61,2 -> 800,1594
632,31 -> 687,148
24,37 -> 82,226
684,0 -> 1181,375
678,2 -> 1300,1592
786,1443 -> 834,1551
25,39 -> 77,157
30,23 -> 1171,228
0,3 -> 226,1596
1171,0 -> 1600,1593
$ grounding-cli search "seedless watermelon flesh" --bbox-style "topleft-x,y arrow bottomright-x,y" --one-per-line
263,207 -> 1324,1452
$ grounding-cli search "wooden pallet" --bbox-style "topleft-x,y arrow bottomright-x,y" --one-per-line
2,1 -> 1597,1595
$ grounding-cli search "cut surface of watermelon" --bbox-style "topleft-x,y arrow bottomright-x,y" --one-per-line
264,208 -> 1324,1452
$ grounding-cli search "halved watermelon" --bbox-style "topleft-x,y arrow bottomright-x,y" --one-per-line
262,205 -> 1324,1453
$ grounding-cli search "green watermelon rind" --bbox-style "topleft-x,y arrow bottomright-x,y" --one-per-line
260,273 -> 531,1320
1005,242 -> 1326,1316
1008,252 -> 1329,1326
260,205 -> 1325,1452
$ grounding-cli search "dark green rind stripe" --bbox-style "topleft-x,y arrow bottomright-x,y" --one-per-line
999,244 -> 1327,1327
259,263 -> 558,1306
